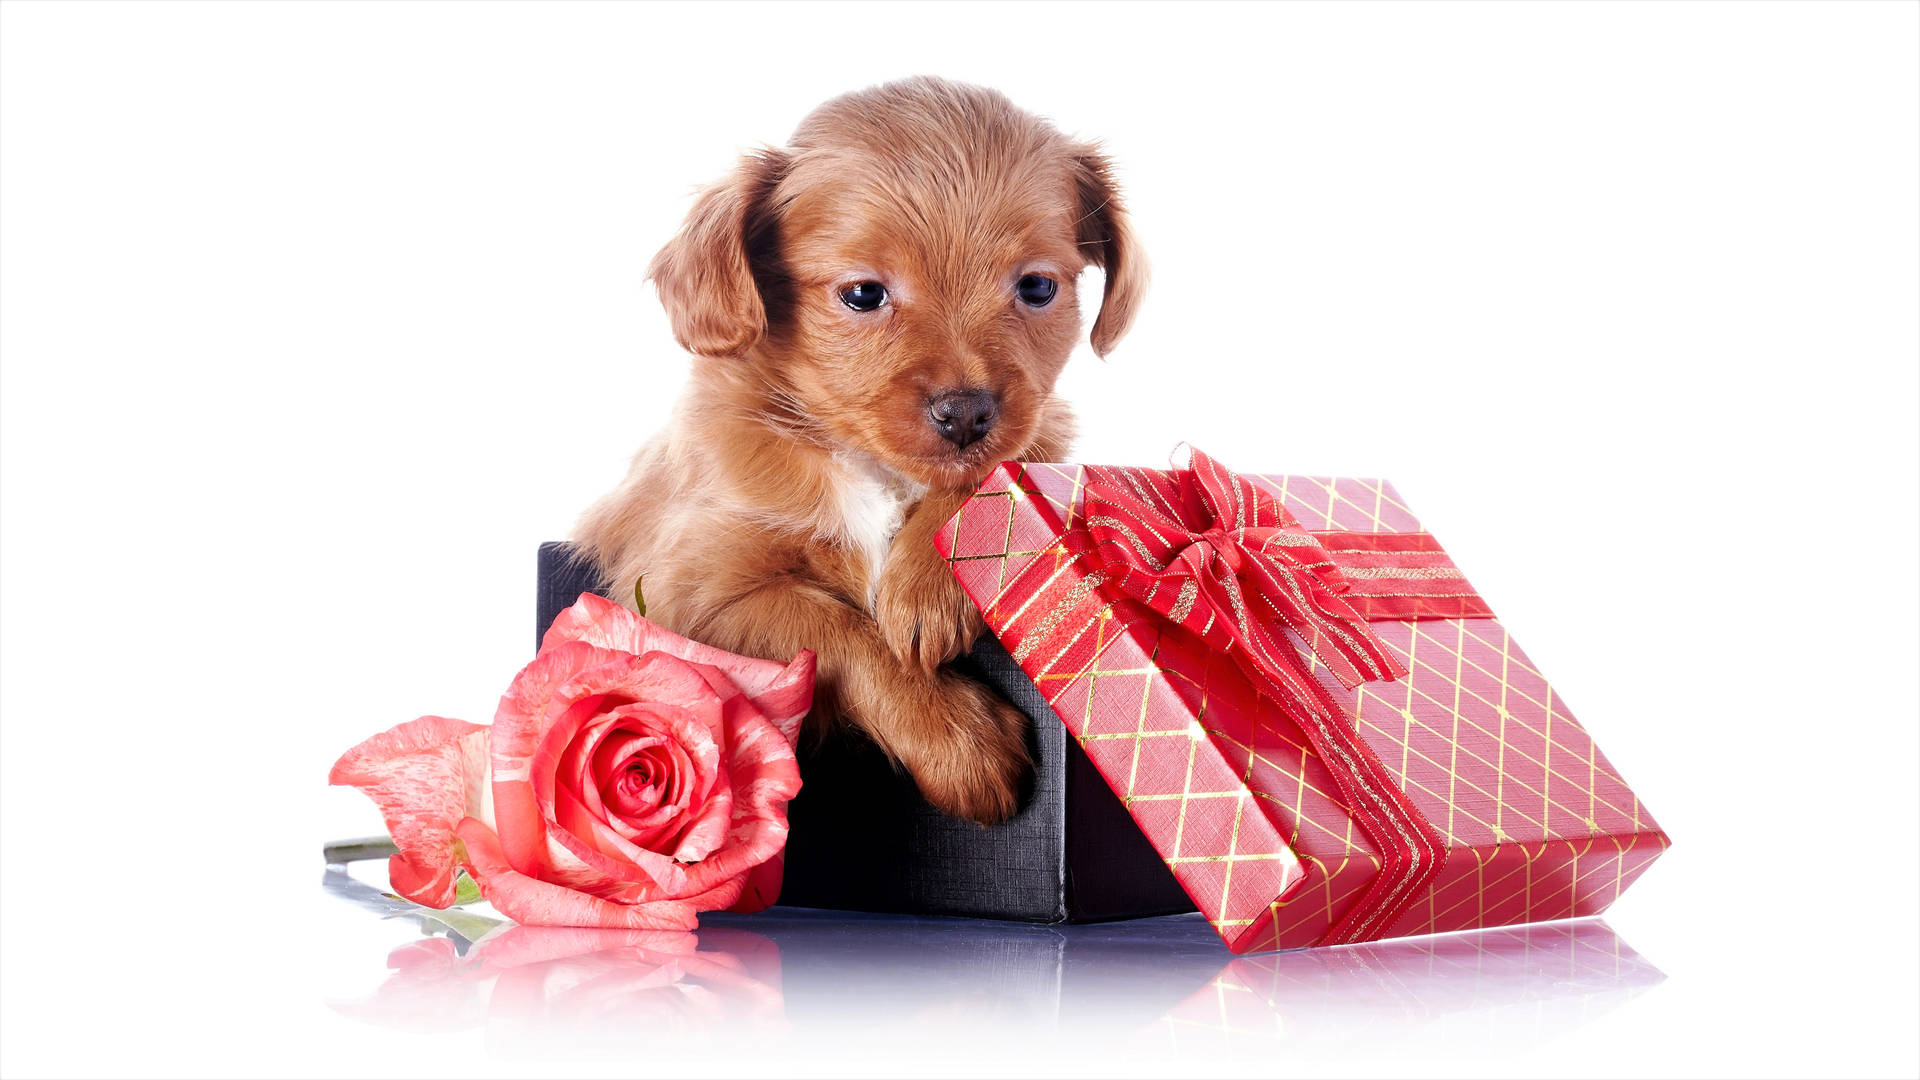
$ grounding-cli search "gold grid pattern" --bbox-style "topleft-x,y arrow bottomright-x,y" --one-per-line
938,465 -> 1669,953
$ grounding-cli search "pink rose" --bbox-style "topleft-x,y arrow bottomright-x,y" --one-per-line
330,594 -> 814,930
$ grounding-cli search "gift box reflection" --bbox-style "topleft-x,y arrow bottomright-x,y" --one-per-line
334,869 -> 1661,1050
1154,919 -> 1665,1050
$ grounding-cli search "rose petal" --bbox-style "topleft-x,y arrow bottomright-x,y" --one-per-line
457,818 -> 698,931
539,806 -> 701,900
684,654 -> 817,749
660,872 -> 748,916
490,640 -> 634,878
530,663 -> 723,824
537,661 -> 727,858
329,715 -> 490,908
677,792 -> 799,898
550,786 -> 689,896
589,703 -> 729,860
558,714 -> 639,828
539,592 -> 646,654
588,702 -> 719,828
493,647 -> 710,878
728,854 -> 783,914
585,731 -> 665,825
598,740 -> 685,825
543,595 -> 815,742
677,699 -> 802,896
526,691 -> 619,833
664,752 -> 733,863
560,716 -> 681,835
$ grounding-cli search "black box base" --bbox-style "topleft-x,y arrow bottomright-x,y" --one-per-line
538,542 -> 1195,924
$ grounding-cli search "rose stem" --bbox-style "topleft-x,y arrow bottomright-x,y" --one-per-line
322,836 -> 400,865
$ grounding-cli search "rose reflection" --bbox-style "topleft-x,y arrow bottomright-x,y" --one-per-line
333,923 -> 786,1046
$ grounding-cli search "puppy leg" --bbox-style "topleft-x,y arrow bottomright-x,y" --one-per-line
692,573 -> 1030,826
874,489 -> 988,673
871,405 -> 1076,673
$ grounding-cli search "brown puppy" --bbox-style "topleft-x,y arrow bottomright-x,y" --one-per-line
575,77 -> 1146,824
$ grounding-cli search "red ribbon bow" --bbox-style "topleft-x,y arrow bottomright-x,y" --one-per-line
1080,449 -> 1446,946
1082,448 -> 1408,715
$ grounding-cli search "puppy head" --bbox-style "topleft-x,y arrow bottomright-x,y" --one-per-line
649,77 -> 1147,490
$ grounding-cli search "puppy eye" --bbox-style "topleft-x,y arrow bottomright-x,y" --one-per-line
1016,274 -> 1057,308
839,281 -> 888,312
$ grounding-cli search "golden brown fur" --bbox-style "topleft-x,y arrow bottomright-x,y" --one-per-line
575,77 -> 1147,824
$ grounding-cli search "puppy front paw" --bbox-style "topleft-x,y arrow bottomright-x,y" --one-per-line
875,553 -> 987,673
904,675 -> 1032,826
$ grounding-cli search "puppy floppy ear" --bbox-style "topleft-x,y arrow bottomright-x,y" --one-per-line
649,149 -> 788,359
1071,145 -> 1149,358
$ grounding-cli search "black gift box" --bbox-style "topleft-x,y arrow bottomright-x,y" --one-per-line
538,542 -> 1194,924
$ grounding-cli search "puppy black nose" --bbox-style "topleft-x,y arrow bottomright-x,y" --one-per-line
928,388 -> 999,449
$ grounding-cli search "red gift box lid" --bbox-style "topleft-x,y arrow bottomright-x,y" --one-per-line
937,459 -> 1667,953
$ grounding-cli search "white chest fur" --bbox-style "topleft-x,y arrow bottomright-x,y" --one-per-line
824,452 -> 927,611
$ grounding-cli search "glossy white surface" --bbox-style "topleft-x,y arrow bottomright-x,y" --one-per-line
316,860 -> 1664,1069
2,3 -> 1914,1077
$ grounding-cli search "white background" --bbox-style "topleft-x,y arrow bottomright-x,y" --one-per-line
2,2 -> 1915,1077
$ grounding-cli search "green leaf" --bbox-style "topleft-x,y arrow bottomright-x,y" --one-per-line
411,906 -> 504,944
326,867 -> 504,947
452,869 -> 482,906
633,575 -> 647,617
